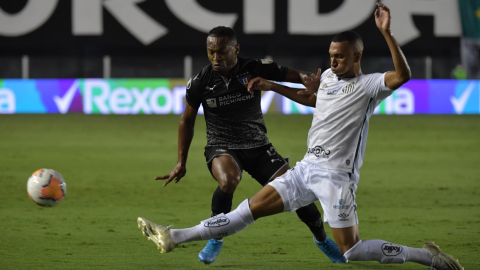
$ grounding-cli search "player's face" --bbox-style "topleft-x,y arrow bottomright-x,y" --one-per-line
207,36 -> 239,77
329,41 -> 358,79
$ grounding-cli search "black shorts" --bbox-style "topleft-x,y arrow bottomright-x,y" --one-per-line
204,144 -> 289,186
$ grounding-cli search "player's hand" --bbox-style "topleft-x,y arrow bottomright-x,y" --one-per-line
154,163 -> 186,187
247,77 -> 273,94
375,3 -> 391,33
297,68 -> 321,95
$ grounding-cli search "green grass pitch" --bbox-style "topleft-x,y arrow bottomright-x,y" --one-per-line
0,114 -> 478,269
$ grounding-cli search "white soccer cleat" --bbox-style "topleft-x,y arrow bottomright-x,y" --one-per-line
137,217 -> 178,253
422,241 -> 464,270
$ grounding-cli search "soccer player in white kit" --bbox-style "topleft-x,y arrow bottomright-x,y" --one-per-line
137,3 -> 463,269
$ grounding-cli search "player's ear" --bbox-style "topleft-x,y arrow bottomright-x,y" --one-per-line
235,44 -> 240,55
354,52 -> 361,63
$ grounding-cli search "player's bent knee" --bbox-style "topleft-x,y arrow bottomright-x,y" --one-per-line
217,176 -> 241,193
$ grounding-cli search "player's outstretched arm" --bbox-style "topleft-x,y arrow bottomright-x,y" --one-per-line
297,68 -> 321,96
284,68 -> 315,86
247,76 -> 316,107
375,3 -> 411,90
154,103 -> 198,187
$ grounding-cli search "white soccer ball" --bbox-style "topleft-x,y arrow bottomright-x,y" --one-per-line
27,169 -> 67,207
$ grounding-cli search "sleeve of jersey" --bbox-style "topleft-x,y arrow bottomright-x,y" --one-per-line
185,77 -> 203,109
362,72 -> 394,108
255,59 -> 289,81
315,69 -> 332,96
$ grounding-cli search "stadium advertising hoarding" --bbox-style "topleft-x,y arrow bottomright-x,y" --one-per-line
1,79 -> 479,115
0,1 -> 461,57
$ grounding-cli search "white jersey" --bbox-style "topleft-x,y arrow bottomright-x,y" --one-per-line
302,68 -> 393,180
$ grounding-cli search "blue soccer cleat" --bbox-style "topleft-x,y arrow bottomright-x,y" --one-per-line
198,239 -> 223,264
314,235 -> 348,263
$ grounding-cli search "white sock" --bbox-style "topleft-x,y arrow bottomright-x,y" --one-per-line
344,240 -> 433,266
407,247 -> 432,266
344,240 -> 410,264
170,226 -> 202,243
170,199 -> 254,244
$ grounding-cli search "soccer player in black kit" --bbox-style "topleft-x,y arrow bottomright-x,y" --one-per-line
155,26 -> 346,264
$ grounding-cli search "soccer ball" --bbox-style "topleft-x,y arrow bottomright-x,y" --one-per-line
27,169 -> 67,207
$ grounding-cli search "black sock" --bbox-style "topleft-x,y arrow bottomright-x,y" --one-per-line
296,203 -> 327,242
211,186 -> 234,217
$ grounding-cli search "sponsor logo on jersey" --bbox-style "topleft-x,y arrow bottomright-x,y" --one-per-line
204,217 -> 230,227
218,92 -> 254,106
342,81 -> 356,94
206,98 -> 217,108
333,199 -> 350,209
261,59 -> 273,64
382,243 -> 403,256
307,145 -> 330,158
327,90 -> 339,95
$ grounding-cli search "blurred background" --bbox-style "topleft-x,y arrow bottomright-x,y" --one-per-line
0,0 -> 479,114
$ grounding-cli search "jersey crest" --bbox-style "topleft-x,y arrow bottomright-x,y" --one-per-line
342,81 -> 356,94
237,73 -> 252,87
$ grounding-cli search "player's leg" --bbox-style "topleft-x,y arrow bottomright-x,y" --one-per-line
137,183 -> 285,253
241,144 -> 290,219
248,185 -> 285,219
244,144 -> 333,249
199,149 -> 243,264
324,186 -> 429,266
336,226 -> 463,269
137,162 -> 317,254
321,173 -> 464,269
315,171 -> 417,264
266,161 -> 345,263
331,225 -> 360,254
209,154 -> 241,222
208,150 -> 243,217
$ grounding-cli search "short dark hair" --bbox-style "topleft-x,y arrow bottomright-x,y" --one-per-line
332,31 -> 363,51
208,26 -> 237,45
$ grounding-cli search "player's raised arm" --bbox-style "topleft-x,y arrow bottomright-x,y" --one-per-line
376,3 -> 411,90
154,103 -> 198,186
247,75 -> 317,107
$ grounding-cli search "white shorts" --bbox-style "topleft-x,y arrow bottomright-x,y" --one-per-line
268,160 -> 358,228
